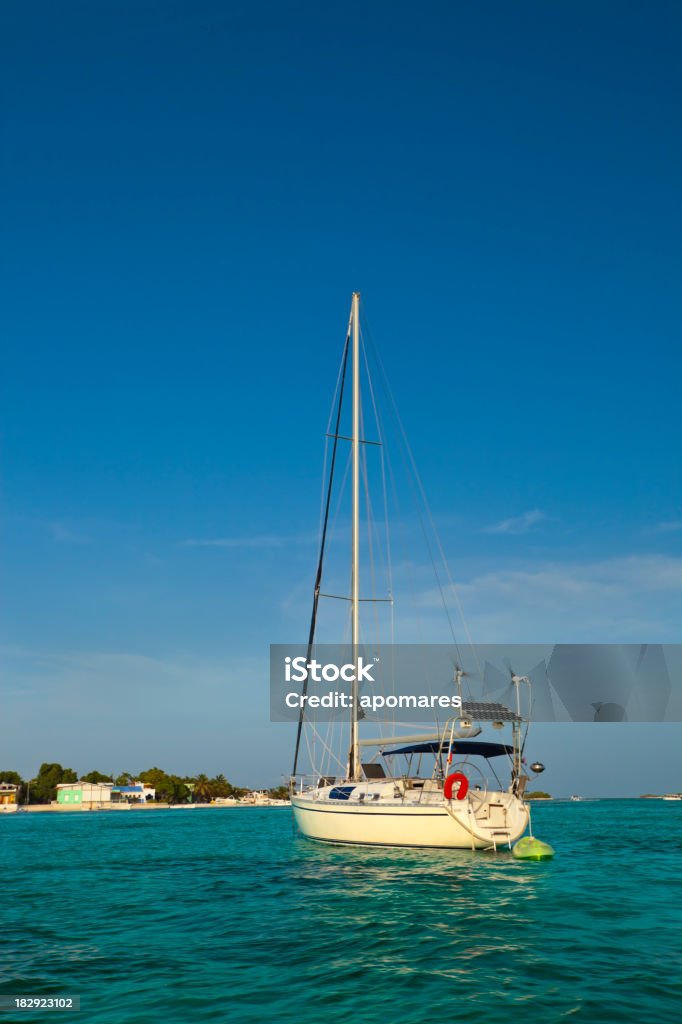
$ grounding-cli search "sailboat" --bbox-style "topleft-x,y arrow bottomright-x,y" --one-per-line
290,293 -> 532,850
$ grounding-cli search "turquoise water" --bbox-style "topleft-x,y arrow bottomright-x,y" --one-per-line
1,801 -> 681,1023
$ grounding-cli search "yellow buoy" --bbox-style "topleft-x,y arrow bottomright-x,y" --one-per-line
512,836 -> 555,860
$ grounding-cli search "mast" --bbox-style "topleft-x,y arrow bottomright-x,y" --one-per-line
350,291 -> 361,781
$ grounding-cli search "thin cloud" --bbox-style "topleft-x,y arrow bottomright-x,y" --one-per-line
412,554 -> 682,643
0,646 -> 269,782
456,555 -> 682,601
653,520 -> 682,534
48,522 -> 92,545
179,532 -> 317,550
483,508 -> 546,535
180,535 -> 286,549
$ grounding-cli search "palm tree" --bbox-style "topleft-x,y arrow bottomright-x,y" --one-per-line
193,774 -> 213,803
210,773 -> 231,798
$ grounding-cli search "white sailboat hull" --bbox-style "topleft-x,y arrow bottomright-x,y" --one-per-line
292,790 -> 529,850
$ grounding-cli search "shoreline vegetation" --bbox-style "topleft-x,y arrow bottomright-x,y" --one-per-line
1,764 -> 289,808
3,769 -> 679,810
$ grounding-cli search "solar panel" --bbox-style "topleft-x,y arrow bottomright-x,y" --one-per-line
461,701 -> 523,722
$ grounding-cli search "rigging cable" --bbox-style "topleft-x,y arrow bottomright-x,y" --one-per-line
363,311 -> 480,679
292,321 -> 351,779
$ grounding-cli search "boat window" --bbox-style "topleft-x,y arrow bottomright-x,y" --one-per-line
329,786 -> 356,801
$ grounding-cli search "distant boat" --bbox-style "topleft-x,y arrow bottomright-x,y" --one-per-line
570,795 -> 583,802
662,794 -> 682,801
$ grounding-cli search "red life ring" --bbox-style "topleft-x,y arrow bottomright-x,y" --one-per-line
444,772 -> 469,801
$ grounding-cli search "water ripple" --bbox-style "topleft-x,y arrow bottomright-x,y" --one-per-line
0,802 -> 680,1023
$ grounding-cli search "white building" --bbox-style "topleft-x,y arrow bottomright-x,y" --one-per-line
56,782 -> 113,806
55,780 -> 156,806
0,782 -> 19,813
111,783 -> 155,802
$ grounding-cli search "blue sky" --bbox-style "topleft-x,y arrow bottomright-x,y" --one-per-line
2,1 -> 681,793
